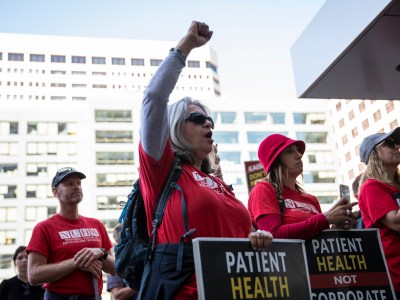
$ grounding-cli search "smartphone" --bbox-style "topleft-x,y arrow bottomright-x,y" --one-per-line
339,184 -> 350,201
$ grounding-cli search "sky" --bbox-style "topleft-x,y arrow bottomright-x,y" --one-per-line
0,0 -> 326,99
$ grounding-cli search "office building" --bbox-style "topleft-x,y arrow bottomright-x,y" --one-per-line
0,33 -> 338,287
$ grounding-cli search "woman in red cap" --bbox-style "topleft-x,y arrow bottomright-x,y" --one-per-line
248,134 -> 357,240
357,128 -> 400,296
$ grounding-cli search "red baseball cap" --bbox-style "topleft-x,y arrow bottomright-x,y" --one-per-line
258,134 -> 306,173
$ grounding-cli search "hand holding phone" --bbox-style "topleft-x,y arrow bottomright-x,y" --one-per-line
339,184 -> 350,201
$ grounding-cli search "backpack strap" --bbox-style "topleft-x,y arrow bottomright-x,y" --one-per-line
176,183 -> 195,272
148,155 -> 183,259
139,156 -> 183,299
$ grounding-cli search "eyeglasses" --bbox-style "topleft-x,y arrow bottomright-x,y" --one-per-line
56,167 -> 76,175
185,112 -> 214,129
378,139 -> 399,149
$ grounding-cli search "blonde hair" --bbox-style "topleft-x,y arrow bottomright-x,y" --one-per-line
360,147 -> 400,186
265,157 -> 305,195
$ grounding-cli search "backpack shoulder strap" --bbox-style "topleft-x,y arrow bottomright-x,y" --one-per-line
153,155 -> 182,226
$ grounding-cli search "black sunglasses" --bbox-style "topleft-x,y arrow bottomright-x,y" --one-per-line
379,139 -> 399,149
185,112 -> 214,129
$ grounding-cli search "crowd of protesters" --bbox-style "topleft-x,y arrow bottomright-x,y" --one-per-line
1,20 -> 399,300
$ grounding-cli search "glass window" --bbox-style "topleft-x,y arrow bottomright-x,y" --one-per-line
95,110 -> 132,122
245,112 -> 285,125
0,207 -> 17,222
218,151 -> 241,164
247,131 -> 288,144
72,56 -> 86,64
51,70 -> 66,74
373,110 -> 381,122
150,59 -> 162,66
27,122 -> 37,134
305,151 -> 334,164
0,143 -> 18,155
10,122 -> 18,134
0,254 -> 12,269
245,112 -> 267,124
112,58 -> 125,65
213,132 -> 238,144
30,54 -> 45,62
25,206 -> 50,221
131,58 -> 144,66
0,230 -> 16,246
92,57 -> 106,64
0,121 -> 18,135
188,61 -> 200,68
0,185 -> 17,199
249,151 -> 258,161
97,195 -> 126,210
96,173 -> 134,187
51,83 -> 66,87
51,55 -> 66,63
96,131 -> 133,143
96,152 -> 134,165
206,61 -> 218,73
386,101 -> 394,113
8,53 -> 24,61
293,113 -> 326,125
304,171 -> 336,184
348,110 -> 355,120
359,102 -> 366,112
0,164 -> 18,176
211,112 -> 236,124
296,132 -> 328,143
271,113 -> 285,124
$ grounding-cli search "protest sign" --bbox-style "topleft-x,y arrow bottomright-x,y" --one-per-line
305,229 -> 396,300
244,160 -> 266,194
193,237 -> 311,300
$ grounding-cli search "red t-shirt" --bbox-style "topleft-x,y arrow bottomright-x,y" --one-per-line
27,214 -> 113,296
358,179 -> 400,292
248,181 -> 328,239
139,142 -> 252,299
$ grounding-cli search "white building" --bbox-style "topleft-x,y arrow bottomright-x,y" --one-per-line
0,33 -> 338,291
329,99 -> 400,188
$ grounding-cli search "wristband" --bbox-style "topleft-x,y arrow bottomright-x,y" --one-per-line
99,248 -> 108,260
170,47 -> 183,55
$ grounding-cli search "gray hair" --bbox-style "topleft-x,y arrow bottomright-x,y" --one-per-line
168,97 -> 213,174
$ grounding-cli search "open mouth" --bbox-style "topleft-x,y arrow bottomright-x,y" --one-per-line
205,131 -> 213,139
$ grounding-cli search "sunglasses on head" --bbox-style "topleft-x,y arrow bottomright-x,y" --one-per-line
378,139 -> 399,149
185,112 -> 214,129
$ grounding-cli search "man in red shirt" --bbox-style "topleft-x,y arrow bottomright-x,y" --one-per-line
27,167 -> 115,299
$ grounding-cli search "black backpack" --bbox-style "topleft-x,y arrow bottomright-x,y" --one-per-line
114,156 -> 182,290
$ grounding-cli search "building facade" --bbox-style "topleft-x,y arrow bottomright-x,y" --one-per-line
329,99 -> 400,188
0,33 -> 339,293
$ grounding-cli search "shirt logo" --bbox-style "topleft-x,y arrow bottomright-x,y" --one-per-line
284,199 -> 319,214
59,228 -> 100,240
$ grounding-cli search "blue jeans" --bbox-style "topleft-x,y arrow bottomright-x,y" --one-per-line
44,290 -> 96,300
